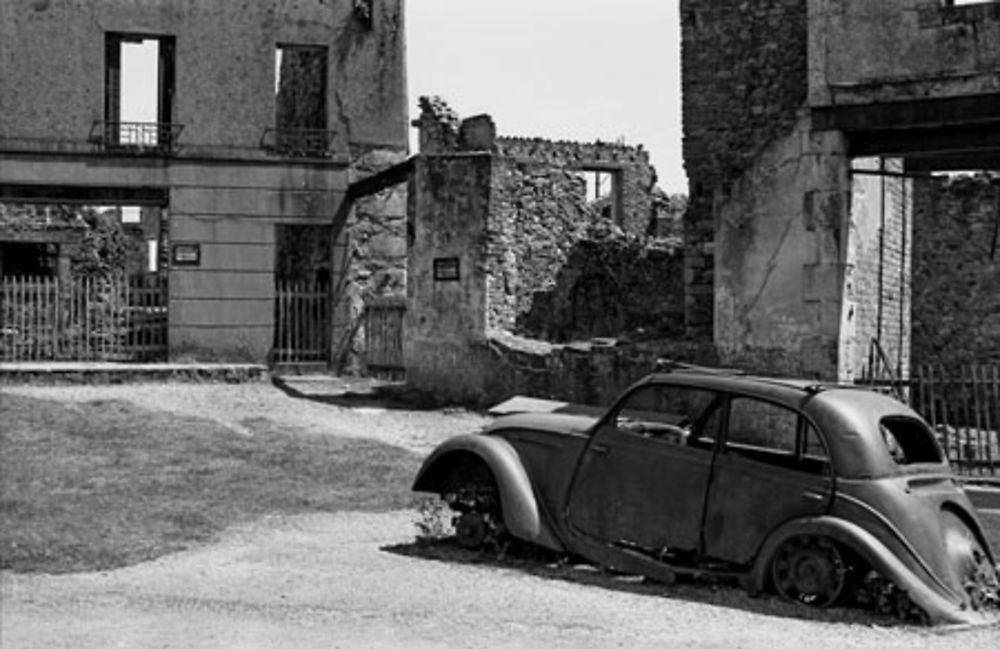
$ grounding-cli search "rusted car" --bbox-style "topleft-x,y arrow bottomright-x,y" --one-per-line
413,366 -> 1000,625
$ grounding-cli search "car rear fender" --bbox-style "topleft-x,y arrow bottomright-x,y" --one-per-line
412,434 -> 563,551
748,516 -> 985,626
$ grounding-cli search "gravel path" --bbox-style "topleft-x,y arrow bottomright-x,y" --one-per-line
2,380 -> 998,648
0,378 -> 488,454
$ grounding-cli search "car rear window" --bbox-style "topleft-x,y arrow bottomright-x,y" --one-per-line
879,416 -> 943,465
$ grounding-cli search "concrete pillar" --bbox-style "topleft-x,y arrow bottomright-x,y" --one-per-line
404,153 -> 494,401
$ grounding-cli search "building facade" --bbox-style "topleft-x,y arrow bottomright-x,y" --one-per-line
0,0 -> 407,362
682,0 -> 1000,380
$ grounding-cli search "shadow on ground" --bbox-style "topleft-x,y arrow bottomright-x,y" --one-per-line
270,376 -> 451,412
381,536 -> 910,629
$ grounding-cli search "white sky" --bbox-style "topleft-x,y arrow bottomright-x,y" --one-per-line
118,1 -> 686,193
407,0 -> 685,193
120,40 -> 159,124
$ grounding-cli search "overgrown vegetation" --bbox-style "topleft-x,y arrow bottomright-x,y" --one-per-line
0,203 -> 142,279
0,394 -> 421,573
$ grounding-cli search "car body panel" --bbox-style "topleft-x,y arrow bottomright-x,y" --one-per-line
702,451 -> 833,564
801,389 -> 950,479
567,418 -> 713,555
412,433 -> 563,550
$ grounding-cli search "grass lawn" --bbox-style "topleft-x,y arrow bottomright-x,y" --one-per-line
0,393 -> 421,574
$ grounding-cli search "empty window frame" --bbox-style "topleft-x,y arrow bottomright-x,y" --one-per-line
274,44 -> 329,154
576,169 -> 617,203
726,397 -> 798,455
614,384 -> 717,445
105,33 -> 176,148
879,417 -> 943,465
572,168 -> 621,221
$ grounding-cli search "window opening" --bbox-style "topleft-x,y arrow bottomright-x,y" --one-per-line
274,45 -> 329,155
879,417 -> 943,465
578,170 -> 614,202
725,398 -> 797,455
614,385 -> 716,445
572,168 -> 621,222
802,422 -> 829,462
104,33 -> 175,149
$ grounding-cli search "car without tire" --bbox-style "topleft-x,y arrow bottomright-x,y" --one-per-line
413,365 -> 1000,625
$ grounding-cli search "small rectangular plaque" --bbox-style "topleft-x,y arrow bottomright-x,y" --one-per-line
172,243 -> 201,266
433,257 -> 460,281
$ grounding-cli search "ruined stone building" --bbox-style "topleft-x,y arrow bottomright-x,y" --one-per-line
681,0 -> 1000,381
911,173 -> 1000,365
404,97 -> 684,403
0,0 -> 407,363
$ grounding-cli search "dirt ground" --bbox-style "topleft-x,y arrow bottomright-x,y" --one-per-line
1,380 -> 998,648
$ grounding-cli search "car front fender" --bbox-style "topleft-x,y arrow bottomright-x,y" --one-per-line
413,434 -> 563,551
748,516 -> 992,626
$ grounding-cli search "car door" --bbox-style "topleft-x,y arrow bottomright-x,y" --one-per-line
701,396 -> 833,565
566,383 -> 719,556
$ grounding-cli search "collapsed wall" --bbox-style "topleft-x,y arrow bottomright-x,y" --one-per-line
406,97 -> 692,404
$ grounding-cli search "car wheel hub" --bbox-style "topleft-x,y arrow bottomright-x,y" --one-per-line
772,536 -> 845,607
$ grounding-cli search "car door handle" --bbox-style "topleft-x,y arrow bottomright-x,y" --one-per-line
591,443 -> 611,455
802,490 -> 826,501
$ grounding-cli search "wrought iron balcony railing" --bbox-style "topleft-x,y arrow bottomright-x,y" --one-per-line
89,121 -> 184,154
259,128 -> 338,158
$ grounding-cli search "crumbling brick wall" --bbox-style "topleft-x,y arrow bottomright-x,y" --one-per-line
415,97 -> 684,345
680,0 -> 809,337
912,174 -> 1000,365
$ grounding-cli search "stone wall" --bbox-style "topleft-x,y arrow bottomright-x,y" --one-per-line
472,334 -> 719,409
681,0 -> 810,338
841,159 -> 912,381
512,235 -> 684,343
334,148 -> 409,371
496,137 -> 658,235
912,173 -> 1000,365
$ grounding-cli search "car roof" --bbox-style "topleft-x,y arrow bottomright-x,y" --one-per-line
641,367 -> 940,477
640,369 -> 856,408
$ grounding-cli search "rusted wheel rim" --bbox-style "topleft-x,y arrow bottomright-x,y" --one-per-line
771,536 -> 846,607
455,512 -> 488,549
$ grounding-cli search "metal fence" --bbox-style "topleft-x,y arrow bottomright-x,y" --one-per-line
273,280 -> 330,364
859,365 -> 999,475
0,274 -> 167,362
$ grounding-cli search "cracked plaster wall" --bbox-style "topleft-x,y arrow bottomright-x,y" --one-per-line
809,0 -> 1000,106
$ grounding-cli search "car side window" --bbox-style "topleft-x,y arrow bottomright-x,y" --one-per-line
802,421 -> 828,461
724,398 -> 830,475
725,397 -> 797,455
614,385 -> 716,445
879,417 -> 942,465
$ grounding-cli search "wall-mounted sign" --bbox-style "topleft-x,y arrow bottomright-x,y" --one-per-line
172,243 -> 201,267
433,257 -> 460,282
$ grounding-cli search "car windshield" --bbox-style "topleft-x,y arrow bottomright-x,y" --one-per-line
879,416 -> 943,465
